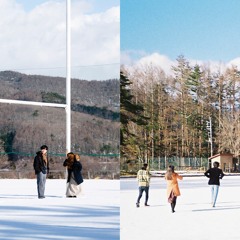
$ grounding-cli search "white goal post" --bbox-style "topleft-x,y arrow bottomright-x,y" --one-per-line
0,0 -> 72,155
0,99 -> 66,108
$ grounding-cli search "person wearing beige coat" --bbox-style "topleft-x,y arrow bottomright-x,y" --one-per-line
165,165 -> 183,213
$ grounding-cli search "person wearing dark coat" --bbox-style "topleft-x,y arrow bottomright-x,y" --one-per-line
63,152 -> 83,197
33,145 -> 49,199
204,161 -> 224,207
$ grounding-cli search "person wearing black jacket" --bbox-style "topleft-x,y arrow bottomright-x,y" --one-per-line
63,152 -> 83,197
204,161 -> 224,207
33,145 -> 49,199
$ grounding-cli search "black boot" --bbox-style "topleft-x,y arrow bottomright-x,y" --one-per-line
170,203 -> 175,213
172,197 -> 177,213
172,202 -> 176,213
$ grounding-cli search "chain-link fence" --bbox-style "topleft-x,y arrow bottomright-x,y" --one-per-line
121,156 -> 209,174
0,146 -> 120,179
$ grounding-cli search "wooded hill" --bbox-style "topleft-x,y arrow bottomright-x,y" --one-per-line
121,56 -> 240,171
0,71 -> 120,179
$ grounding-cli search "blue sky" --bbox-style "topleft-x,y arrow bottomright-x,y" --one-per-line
121,0 -> 240,63
16,0 -> 50,11
18,0 -> 119,13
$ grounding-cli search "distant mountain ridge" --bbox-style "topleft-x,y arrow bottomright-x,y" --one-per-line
0,71 -> 120,114
0,71 -> 120,178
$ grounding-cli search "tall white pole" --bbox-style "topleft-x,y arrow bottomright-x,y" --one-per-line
209,116 -> 213,157
66,0 -> 71,154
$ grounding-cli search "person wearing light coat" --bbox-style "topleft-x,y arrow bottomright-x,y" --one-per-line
165,165 -> 183,213
136,163 -> 150,207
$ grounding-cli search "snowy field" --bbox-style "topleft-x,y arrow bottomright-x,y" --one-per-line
121,175 -> 240,240
0,179 -> 119,240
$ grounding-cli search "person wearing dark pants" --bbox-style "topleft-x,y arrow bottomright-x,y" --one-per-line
165,165 -> 183,213
137,186 -> 149,206
33,145 -> 49,199
136,163 -> 150,207
204,161 -> 224,207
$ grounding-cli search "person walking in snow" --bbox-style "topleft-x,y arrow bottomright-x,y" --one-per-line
204,161 -> 224,207
33,145 -> 49,199
136,163 -> 150,207
165,165 -> 183,213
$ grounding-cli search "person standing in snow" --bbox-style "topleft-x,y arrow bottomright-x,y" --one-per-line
33,145 -> 49,199
204,161 -> 224,207
63,152 -> 83,197
165,165 -> 183,213
136,163 -> 150,207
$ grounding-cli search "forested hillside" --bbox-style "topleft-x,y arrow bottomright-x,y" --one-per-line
121,56 -> 240,171
0,71 -> 120,179
0,71 -> 119,111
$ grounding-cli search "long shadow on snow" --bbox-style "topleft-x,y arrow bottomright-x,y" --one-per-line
0,205 -> 120,240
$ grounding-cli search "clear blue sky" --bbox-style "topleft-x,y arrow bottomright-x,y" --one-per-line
121,0 -> 240,62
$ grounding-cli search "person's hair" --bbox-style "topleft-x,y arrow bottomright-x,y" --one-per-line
75,154 -> 80,161
165,165 -> 175,180
213,161 -> 219,167
40,145 -> 48,150
142,163 -> 148,170
66,152 -> 75,169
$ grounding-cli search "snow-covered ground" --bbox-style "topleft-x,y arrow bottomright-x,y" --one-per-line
2,176 -> 240,240
121,176 -> 240,240
0,179 -> 119,240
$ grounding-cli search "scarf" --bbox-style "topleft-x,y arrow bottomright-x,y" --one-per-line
42,153 -> 48,164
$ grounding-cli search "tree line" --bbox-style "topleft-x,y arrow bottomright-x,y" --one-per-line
120,55 -> 240,168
